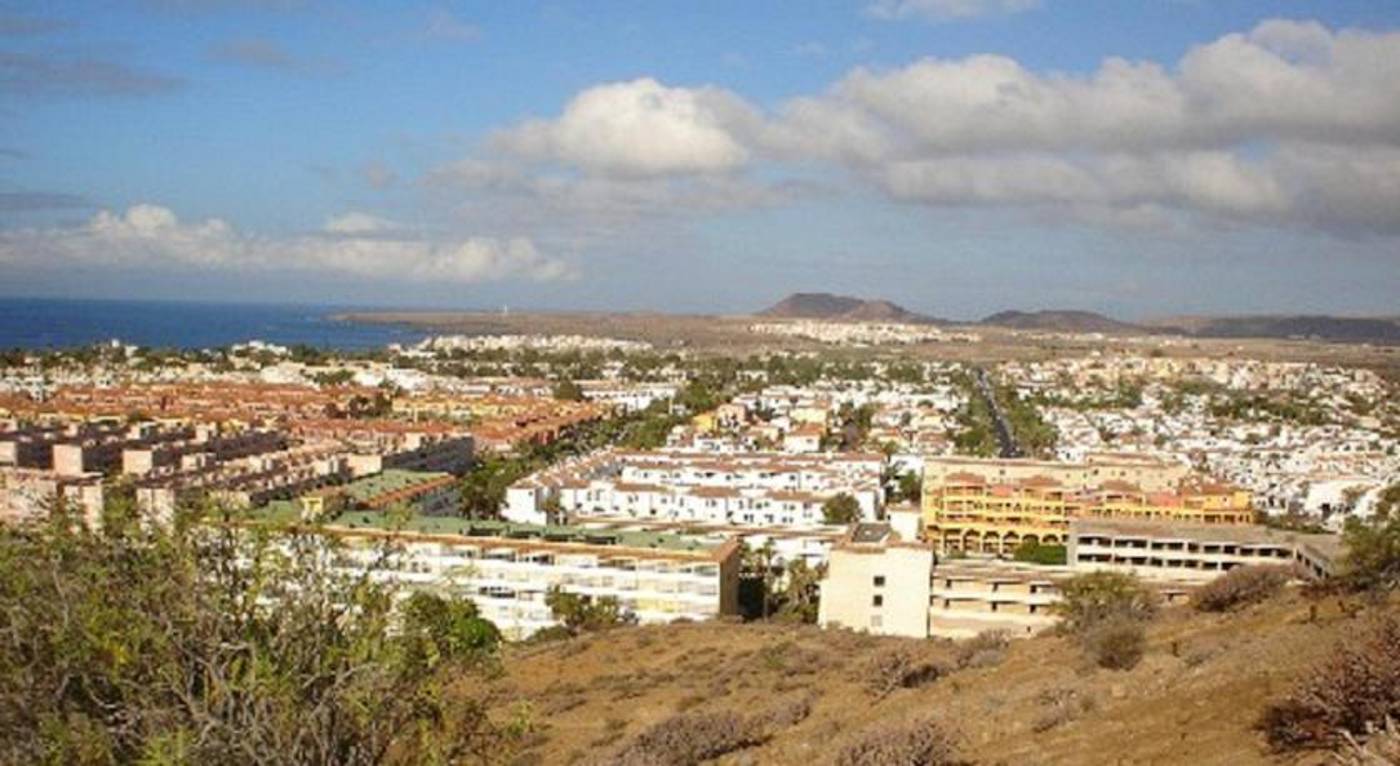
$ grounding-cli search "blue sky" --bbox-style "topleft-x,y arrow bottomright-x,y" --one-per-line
2,0 -> 1398,319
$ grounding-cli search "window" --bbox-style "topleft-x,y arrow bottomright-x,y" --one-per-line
872,594 -> 884,607
873,575 -> 886,587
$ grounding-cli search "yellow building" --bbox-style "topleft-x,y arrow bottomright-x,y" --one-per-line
922,459 -> 1253,555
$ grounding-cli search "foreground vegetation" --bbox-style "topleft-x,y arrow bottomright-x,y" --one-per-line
0,504 -> 517,765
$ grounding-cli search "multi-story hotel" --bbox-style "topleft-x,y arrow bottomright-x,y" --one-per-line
255,510 -> 741,641
921,455 -> 1253,555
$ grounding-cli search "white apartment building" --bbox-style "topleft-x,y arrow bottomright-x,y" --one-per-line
818,523 -> 1068,640
304,513 -> 741,640
505,449 -> 883,529
818,523 -> 934,638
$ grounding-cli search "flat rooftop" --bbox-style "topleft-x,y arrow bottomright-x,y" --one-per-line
337,469 -> 453,502
1071,518 -> 1342,557
240,505 -> 732,556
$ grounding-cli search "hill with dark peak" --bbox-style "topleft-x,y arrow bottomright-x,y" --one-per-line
757,293 -> 932,323
980,309 -> 1143,334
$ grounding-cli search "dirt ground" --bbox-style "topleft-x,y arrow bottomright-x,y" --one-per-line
477,590 -> 1395,765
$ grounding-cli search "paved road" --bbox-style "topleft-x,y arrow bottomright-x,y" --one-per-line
974,368 -> 1023,459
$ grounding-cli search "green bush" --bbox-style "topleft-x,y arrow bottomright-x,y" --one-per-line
1339,495 -> 1400,592
822,493 -> 862,525
1053,571 -> 1158,633
546,586 -> 638,635
1012,541 -> 1067,566
0,506 -> 507,765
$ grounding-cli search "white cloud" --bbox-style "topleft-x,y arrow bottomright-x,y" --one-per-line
431,19 -> 1400,241
323,211 -> 397,234
759,19 -> 1400,234
867,0 -> 1040,21
493,78 -> 756,177
0,205 -> 573,282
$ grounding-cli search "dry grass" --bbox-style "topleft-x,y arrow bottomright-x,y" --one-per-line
482,592 -> 1399,765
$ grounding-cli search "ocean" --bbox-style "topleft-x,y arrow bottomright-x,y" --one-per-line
0,298 -> 428,351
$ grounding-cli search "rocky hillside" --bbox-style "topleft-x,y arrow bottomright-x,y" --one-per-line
480,589 -> 1397,765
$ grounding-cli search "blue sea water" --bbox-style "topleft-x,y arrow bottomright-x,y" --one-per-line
0,298 -> 427,350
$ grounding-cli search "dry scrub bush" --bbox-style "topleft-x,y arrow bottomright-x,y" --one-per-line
1084,618 -> 1146,671
956,630 -> 1010,669
604,711 -> 761,766
1193,565 -> 1292,612
596,695 -> 812,766
1259,616 -> 1400,751
1335,717 -> 1400,765
1032,688 -> 1097,733
864,647 -> 951,697
756,640 -> 826,676
749,693 -> 814,734
835,717 -> 962,766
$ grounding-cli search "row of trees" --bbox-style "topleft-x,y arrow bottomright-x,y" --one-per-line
740,540 -> 824,623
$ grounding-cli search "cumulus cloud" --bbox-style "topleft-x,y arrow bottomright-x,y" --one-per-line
0,204 -> 572,283
493,78 -> 757,177
435,19 -> 1400,240
758,19 -> 1400,234
867,0 -> 1040,21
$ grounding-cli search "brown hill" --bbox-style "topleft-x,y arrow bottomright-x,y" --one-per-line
980,309 -> 1143,334
757,293 -> 934,324
477,589 -> 1397,765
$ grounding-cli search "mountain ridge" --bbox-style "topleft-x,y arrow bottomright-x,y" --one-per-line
754,294 -> 1400,344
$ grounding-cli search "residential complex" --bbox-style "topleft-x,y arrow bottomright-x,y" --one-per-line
269,511 -> 741,640
921,455 -> 1253,555
504,448 -> 884,528
0,383 -> 477,526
